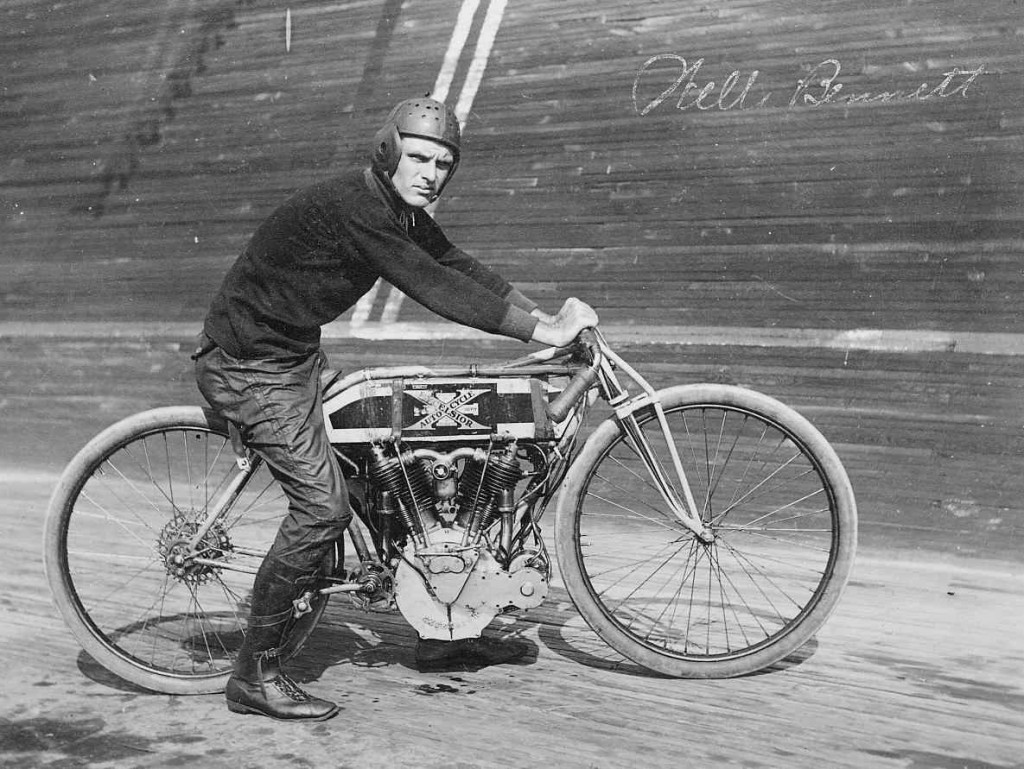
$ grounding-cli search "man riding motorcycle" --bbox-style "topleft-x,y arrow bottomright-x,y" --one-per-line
193,96 -> 598,721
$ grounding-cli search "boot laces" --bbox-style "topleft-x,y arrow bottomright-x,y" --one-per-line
270,673 -> 314,702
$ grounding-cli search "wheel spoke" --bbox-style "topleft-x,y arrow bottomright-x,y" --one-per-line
50,415 -> 336,691
566,393 -> 853,673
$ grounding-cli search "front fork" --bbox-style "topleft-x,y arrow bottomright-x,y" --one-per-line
595,342 -> 715,544
616,407 -> 714,544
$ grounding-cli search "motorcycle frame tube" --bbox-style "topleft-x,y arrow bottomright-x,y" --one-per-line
590,333 -> 710,539
184,454 -> 263,557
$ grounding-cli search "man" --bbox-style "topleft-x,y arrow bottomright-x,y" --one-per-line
193,96 -> 598,721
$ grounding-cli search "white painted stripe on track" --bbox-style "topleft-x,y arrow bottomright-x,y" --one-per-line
432,0 -> 482,104
3,322 -> 1022,356
379,0 -> 509,323
355,0 -> 501,328
379,281 -> 405,323
0,469 -> 63,485
454,0 -> 508,124
326,323 -> 1024,356
350,275 -> 382,326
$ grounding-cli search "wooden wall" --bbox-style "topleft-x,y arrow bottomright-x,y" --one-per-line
1,0 -> 1023,554
1,0 -> 1020,333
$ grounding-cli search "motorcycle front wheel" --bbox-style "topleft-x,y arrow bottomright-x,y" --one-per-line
555,384 -> 857,678
43,406 -> 335,695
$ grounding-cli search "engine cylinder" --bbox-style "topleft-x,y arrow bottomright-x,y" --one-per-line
457,445 -> 521,536
454,459 -> 486,525
369,448 -> 435,535
480,450 -> 521,496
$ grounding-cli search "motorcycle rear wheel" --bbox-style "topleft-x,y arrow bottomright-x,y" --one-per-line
555,384 -> 857,678
43,406 -> 335,695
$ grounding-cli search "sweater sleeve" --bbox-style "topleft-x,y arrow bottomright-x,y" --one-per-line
346,203 -> 538,342
504,286 -> 539,314
435,245 -> 539,313
414,215 -> 541,313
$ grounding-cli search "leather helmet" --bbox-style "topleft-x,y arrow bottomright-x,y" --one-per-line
372,97 -> 462,193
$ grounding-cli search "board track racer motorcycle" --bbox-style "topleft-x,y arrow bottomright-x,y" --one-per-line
44,329 -> 856,693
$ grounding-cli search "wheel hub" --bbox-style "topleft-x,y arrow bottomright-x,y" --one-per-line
158,514 -> 231,584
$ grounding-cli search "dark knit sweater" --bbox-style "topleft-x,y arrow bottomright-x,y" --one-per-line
203,168 -> 538,359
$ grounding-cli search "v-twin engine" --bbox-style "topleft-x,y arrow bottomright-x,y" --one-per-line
366,442 -> 550,640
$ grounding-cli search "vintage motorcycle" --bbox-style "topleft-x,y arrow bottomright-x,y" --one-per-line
43,329 -> 857,693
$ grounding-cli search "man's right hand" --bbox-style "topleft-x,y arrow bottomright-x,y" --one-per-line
531,297 -> 599,347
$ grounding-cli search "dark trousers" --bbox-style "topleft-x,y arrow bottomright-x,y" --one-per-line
194,345 -> 352,588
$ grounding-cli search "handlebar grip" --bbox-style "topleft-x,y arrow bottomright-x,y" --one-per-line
546,365 -> 599,423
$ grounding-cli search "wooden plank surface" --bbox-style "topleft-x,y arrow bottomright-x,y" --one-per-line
1,330 -> 1022,765
1,0 -> 1023,764
2,334 -> 1022,557
2,468 -> 1022,768
1,0 -> 1021,332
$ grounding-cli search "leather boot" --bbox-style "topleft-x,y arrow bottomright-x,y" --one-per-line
225,559 -> 339,721
225,655 -> 339,721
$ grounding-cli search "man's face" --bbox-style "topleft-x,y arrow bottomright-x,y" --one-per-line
390,135 -> 454,208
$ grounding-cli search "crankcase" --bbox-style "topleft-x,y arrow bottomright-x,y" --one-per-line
393,530 -> 548,640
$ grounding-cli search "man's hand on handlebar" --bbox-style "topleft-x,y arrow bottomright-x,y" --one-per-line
530,297 -> 599,347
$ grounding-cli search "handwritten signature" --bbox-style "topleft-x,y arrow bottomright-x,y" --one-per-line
632,55 -> 985,116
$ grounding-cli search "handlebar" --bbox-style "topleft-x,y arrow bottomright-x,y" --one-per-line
546,328 -> 601,423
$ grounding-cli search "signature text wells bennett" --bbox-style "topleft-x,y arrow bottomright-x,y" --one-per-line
632,55 -> 985,116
